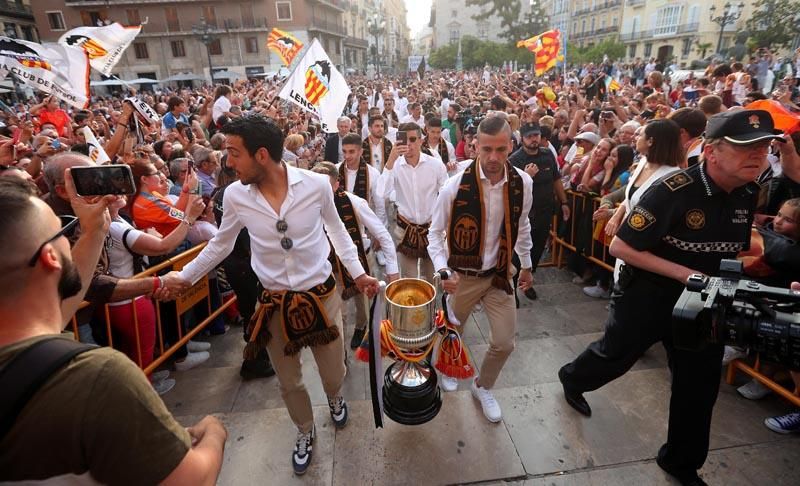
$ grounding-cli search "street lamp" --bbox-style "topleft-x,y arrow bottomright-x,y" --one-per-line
192,16 -> 216,85
709,2 -> 744,55
368,14 -> 385,75
4,25 -> 21,103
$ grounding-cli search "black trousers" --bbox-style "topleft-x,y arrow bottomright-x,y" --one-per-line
560,274 -> 724,475
530,208 -> 554,272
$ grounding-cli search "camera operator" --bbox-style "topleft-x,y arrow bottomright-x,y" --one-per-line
558,109 -> 785,486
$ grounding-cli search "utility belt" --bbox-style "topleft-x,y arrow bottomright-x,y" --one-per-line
618,264 -> 682,292
396,214 -> 430,259
244,274 -> 339,359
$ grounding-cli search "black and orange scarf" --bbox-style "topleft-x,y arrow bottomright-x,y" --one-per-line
361,136 -> 393,171
328,190 -> 371,300
337,161 -> 370,201
422,137 -> 450,164
447,158 -> 524,294
244,274 -> 338,359
396,214 -> 430,259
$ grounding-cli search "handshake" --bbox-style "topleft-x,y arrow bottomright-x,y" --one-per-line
152,272 -> 193,301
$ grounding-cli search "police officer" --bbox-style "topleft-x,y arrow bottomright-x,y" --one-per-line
509,122 -> 570,301
557,110 -> 785,486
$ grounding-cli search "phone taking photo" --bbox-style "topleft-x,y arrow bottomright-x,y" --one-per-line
396,131 -> 408,145
70,164 -> 136,196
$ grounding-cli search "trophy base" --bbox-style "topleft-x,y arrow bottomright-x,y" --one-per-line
382,361 -> 442,426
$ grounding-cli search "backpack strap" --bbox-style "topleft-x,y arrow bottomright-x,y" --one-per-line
0,337 -> 96,441
122,228 -> 146,274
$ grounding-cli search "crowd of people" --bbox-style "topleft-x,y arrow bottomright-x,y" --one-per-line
1,48 -> 800,484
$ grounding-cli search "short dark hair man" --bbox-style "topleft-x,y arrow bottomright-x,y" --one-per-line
0,177 -> 227,484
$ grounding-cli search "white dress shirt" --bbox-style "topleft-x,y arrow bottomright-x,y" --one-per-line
336,161 -> 387,225
400,114 -> 425,127
178,166 -> 365,291
425,138 -> 457,164
428,163 -> 534,272
344,192 -> 399,276
379,152 -> 448,225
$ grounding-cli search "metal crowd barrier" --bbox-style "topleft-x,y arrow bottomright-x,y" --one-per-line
727,358 -> 800,407
69,242 -> 237,376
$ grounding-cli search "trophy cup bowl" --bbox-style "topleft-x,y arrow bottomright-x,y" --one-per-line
381,278 -> 442,425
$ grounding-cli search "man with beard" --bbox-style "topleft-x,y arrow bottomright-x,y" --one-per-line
361,116 -> 393,172
442,103 -> 460,147
0,177 -> 227,484
508,123 -> 570,301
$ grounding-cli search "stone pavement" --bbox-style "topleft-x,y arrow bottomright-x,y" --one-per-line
163,267 -> 800,485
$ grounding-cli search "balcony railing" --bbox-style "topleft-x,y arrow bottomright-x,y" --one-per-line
309,17 -> 347,36
627,0 -> 646,6
0,0 -> 33,19
66,0 -> 212,4
619,22 -> 699,42
344,36 -> 369,48
138,17 -> 269,37
573,0 -> 622,15
309,0 -> 347,12
571,26 -> 620,40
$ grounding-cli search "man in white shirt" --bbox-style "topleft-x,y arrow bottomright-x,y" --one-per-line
380,122 -> 448,282
324,116 -> 351,164
400,102 -> 425,127
312,161 -> 399,349
162,115 -> 379,476
428,117 -> 534,423
336,134 -> 385,225
440,90 -> 451,121
361,116 -> 393,172
422,117 -> 457,171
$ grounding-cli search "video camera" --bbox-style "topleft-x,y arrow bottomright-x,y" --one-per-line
672,260 -> 800,369
456,108 -> 484,135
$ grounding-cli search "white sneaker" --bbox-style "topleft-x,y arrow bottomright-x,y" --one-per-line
440,375 -> 458,392
175,351 -> 210,371
722,346 -> 747,365
583,284 -> 611,299
153,378 -> 176,395
376,250 -> 386,266
471,378 -> 502,423
151,370 -> 170,382
187,340 -> 211,352
737,379 -> 772,400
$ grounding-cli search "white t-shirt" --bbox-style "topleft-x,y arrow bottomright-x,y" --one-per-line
108,218 -> 144,279
212,95 -> 231,124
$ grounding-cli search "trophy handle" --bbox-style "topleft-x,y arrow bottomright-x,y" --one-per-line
432,270 -> 451,315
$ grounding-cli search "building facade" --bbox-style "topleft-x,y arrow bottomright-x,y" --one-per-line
619,0 -> 756,67
1,0 -> 38,42
429,0 -> 505,49
568,0 -> 624,48
31,0 -> 362,81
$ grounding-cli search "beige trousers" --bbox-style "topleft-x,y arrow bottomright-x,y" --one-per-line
264,290 -> 346,433
450,275 -> 516,389
337,250 -> 377,330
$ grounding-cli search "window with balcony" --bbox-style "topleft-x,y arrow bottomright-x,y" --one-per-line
202,6 -> 217,28
628,44 -> 637,58
133,42 -> 149,59
241,3 -> 255,28
681,38 -> 692,57
449,29 -> 459,43
209,39 -> 222,55
171,40 -> 186,57
451,9 -> 457,18
277,2 -> 293,21
126,9 -> 140,26
581,20 -> 586,33
164,8 -> 179,31
644,42 -> 652,57
653,5 -> 681,36
46,11 -> 65,31
80,11 -> 107,27
245,37 -> 258,54
591,18 -> 595,32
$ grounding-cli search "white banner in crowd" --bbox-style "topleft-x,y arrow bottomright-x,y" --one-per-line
81,126 -> 110,164
59,23 -> 142,76
0,37 -> 90,109
278,38 -> 350,133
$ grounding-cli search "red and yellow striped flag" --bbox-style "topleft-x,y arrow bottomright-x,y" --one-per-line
517,29 -> 563,76
267,28 -> 303,66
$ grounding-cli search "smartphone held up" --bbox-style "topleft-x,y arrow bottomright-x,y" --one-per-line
70,165 -> 136,196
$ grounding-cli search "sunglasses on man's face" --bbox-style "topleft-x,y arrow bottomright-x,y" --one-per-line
28,215 -> 79,267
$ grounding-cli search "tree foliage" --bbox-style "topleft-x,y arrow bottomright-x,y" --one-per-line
428,36 -> 536,70
745,0 -> 800,50
466,0 -> 551,42
566,39 -> 626,65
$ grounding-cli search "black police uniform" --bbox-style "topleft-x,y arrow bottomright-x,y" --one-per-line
559,162 -> 759,476
509,145 -> 560,270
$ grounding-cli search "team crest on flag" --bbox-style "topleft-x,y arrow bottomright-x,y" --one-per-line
267,28 -> 304,66
59,23 -> 142,76
0,38 -> 51,70
304,61 -> 331,107
278,39 -> 350,133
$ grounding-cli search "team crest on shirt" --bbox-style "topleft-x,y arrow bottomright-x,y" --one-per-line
453,214 -> 479,252
627,206 -> 656,231
168,207 -> 185,221
686,209 -> 705,230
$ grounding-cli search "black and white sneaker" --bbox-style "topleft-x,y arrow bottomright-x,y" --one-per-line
327,395 -> 348,429
292,426 -> 315,475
